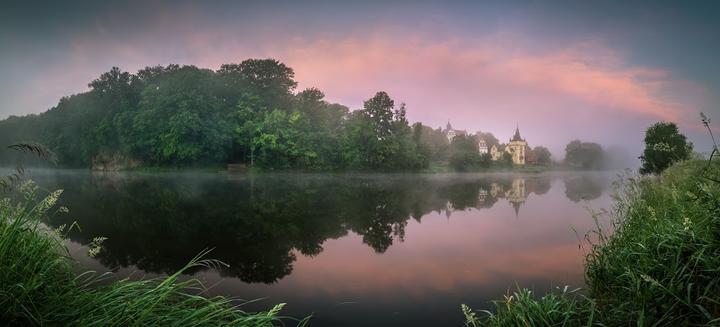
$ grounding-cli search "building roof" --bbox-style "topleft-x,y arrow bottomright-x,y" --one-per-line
511,124 -> 524,142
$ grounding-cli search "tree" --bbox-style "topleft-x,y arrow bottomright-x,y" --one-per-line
364,91 -> 395,141
292,88 -> 348,168
217,59 -> 296,110
639,122 -> 693,175
0,60 -> 436,171
121,65 -> 231,164
418,126 -> 450,162
449,134 -> 480,171
88,67 -> 132,97
565,140 -> 605,169
341,92 -> 426,170
532,146 -> 552,165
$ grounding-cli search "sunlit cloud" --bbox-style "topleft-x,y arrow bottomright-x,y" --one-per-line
277,37 -> 687,121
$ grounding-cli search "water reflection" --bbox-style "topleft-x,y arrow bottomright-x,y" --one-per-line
563,174 -> 608,202
29,171 -> 610,285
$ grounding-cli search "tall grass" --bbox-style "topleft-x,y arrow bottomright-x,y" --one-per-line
464,158 -> 720,325
462,286 -> 596,327
585,159 -> 720,325
0,180 -> 301,326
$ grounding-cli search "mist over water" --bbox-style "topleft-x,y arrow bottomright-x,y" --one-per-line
23,169 -> 615,326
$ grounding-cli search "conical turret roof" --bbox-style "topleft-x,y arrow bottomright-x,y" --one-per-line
511,124 -> 524,142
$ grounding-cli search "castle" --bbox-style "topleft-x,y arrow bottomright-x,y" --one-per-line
444,122 -> 528,165
490,125 -> 528,165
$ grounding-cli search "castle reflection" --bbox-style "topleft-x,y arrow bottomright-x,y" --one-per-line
28,171 -> 609,284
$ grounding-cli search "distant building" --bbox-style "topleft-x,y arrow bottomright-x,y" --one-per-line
443,121 -> 467,142
444,121 -> 528,164
490,144 -> 505,161
490,125 -> 528,165
478,138 -> 489,154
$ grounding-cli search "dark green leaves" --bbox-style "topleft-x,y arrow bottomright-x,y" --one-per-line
639,122 -> 693,175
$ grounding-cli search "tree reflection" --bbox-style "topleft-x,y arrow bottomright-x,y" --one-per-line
563,174 -> 608,202
36,171 -> 605,284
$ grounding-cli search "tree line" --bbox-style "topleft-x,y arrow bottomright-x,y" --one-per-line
0,60 -> 432,170
0,58 -> 616,171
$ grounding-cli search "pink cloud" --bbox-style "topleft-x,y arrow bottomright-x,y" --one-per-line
278,37 -> 684,122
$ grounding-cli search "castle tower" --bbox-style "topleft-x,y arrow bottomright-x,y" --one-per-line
505,124 -> 528,165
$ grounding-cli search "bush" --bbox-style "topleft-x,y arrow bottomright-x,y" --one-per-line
639,122 -> 693,175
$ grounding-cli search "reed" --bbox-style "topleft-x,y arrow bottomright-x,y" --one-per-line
465,158 -> 720,325
0,180 -> 301,326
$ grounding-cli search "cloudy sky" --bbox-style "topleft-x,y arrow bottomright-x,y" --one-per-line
1,1 -> 718,157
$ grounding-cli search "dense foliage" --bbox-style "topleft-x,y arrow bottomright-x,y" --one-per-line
465,159 -> 720,326
639,121 -> 693,175
0,59 -> 569,172
0,60 -> 432,171
449,135 -> 481,171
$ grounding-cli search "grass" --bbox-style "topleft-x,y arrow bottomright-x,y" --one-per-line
0,180 -> 302,326
463,287 -> 597,327
464,158 -> 720,326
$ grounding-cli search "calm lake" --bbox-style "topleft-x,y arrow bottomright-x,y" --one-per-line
27,170 -> 615,326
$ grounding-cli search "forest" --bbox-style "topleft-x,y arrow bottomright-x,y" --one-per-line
0,59 -> 569,171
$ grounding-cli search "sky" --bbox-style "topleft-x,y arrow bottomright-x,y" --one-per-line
1,0 -> 719,158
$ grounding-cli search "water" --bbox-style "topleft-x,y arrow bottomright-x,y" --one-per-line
27,170 -> 614,326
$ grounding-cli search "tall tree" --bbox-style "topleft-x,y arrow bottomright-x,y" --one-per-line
639,122 -> 693,174
217,59 -> 296,110
364,91 -> 395,141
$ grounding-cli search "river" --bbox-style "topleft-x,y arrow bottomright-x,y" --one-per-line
23,169 -> 615,326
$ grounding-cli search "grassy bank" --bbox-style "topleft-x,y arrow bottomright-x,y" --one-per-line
0,181 -> 297,326
465,159 -> 720,326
